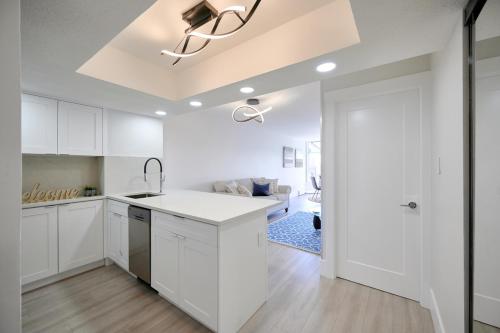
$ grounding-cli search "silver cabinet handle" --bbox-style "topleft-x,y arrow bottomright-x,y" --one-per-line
400,202 -> 417,209
175,234 -> 186,240
113,212 -> 121,217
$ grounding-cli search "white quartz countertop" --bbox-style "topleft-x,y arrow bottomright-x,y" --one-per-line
22,195 -> 106,209
107,190 -> 280,225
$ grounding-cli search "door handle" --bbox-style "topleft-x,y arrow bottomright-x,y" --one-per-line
400,202 -> 417,209
175,234 -> 186,240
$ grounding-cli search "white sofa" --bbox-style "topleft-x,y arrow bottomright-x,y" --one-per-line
213,178 -> 291,215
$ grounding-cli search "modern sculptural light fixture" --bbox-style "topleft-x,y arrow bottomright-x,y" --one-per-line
161,0 -> 262,65
232,98 -> 272,124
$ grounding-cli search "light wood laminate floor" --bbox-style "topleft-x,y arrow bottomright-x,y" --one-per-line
22,243 -> 434,333
474,321 -> 500,333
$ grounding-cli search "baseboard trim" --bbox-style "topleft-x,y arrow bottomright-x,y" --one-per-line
22,259 -> 105,293
429,288 -> 446,333
474,292 -> 500,328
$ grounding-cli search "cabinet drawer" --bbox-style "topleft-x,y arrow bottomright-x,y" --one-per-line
152,211 -> 217,247
108,200 -> 129,217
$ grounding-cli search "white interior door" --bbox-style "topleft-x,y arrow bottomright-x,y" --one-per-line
336,88 -> 421,301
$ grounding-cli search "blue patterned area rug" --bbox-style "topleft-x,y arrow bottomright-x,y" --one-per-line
268,211 -> 321,254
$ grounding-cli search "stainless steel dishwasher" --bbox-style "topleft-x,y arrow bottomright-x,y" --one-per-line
128,206 -> 151,284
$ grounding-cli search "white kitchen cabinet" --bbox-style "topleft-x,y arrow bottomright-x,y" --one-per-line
179,237 -> 218,330
103,109 -> 163,158
21,206 -> 58,284
21,94 -> 58,154
107,200 -> 129,271
151,212 -> 218,331
58,200 -> 104,272
151,227 -> 180,303
58,101 -> 103,156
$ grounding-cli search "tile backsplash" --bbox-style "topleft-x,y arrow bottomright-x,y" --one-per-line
22,155 -> 102,196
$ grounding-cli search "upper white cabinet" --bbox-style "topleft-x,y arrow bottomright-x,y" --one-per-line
21,206 -> 58,284
21,94 -> 163,157
58,101 -> 103,156
103,109 -> 163,158
21,94 -> 58,154
58,200 -> 104,272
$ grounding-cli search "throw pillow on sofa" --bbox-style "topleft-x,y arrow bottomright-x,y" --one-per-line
252,182 -> 271,196
252,177 -> 278,194
237,183 -> 252,197
224,181 -> 238,194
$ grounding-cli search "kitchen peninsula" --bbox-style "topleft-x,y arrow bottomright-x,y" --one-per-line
110,190 -> 279,333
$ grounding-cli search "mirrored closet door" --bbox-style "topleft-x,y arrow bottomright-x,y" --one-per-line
471,1 -> 500,332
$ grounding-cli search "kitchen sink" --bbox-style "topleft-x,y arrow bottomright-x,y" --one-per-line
125,193 -> 164,199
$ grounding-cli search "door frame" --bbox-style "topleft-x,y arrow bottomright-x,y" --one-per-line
463,1 -> 488,332
320,72 -> 432,306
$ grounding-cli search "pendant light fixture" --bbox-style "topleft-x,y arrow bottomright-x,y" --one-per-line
232,98 -> 272,124
161,0 -> 262,65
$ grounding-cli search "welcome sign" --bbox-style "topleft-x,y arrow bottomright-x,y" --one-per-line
22,183 -> 80,203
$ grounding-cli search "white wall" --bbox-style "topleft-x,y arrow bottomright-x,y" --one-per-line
164,108 -> 307,195
429,19 -> 465,333
0,0 -> 21,331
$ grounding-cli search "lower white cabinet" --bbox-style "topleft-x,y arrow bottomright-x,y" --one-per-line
21,206 -> 58,284
151,211 -> 218,331
178,237 -> 218,328
151,227 -> 180,302
58,200 -> 104,272
107,201 -> 129,271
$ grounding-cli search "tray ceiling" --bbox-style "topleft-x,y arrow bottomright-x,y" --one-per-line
77,0 -> 360,101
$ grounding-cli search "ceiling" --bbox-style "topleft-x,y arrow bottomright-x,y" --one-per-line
209,82 -> 322,141
109,0 -> 334,72
77,0 -> 359,101
21,0 -> 467,118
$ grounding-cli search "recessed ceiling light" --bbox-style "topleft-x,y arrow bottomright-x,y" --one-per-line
240,87 -> 254,94
316,62 -> 336,73
190,101 -> 202,107
155,110 -> 167,116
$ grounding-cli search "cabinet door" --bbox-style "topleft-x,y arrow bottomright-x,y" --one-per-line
179,237 -> 218,331
58,200 -> 104,272
21,94 -> 58,154
103,109 -> 163,157
151,227 -> 179,302
21,207 -> 58,284
108,211 -> 121,263
119,215 -> 129,270
108,212 -> 129,271
58,101 -> 103,156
